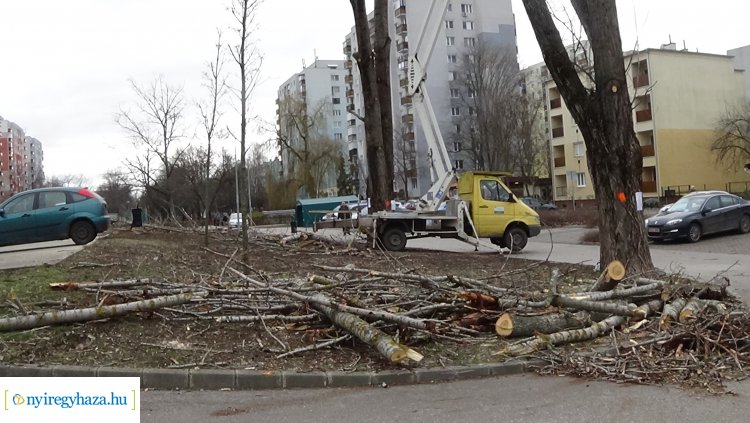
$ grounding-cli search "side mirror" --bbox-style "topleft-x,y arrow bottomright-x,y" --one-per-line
0,208 -> 4,217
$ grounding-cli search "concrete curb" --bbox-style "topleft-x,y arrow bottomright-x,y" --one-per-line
0,359 -> 545,390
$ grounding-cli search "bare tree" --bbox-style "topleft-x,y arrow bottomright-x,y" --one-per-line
454,42 -> 521,172
513,92 -> 546,195
712,106 -> 750,170
43,174 -> 90,188
117,76 -> 186,219
96,170 -> 134,217
523,0 -> 653,282
393,126 -> 416,199
349,0 -> 392,212
197,32 -> 228,246
276,94 -> 343,198
228,0 -> 263,254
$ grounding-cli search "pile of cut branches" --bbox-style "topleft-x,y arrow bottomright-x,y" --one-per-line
1,230 -> 747,392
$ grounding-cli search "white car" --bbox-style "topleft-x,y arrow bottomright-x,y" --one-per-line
228,212 -> 242,228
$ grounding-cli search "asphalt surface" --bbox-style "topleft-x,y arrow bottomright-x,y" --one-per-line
0,239 -> 82,270
141,374 -> 750,423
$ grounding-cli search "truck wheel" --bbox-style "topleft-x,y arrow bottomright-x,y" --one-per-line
380,227 -> 407,251
503,227 -> 528,252
70,221 -> 96,245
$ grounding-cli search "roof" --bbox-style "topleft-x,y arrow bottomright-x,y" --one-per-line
296,195 -> 358,206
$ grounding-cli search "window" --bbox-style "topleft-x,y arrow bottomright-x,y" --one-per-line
574,142 -> 585,156
334,121 -> 342,128
461,3 -> 473,14
448,71 -> 457,81
447,2 -> 452,11
334,133 -> 343,140
447,55 -> 457,64
410,177 -> 418,190
454,159 -> 464,170
445,20 -> 454,29
719,195 -> 737,208
39,191 -> 67,209
332,98 -> 341,104
450,88 -> 460,98
705,196 -> 721,211
480,180 -> 511,202
6,194 -> 35,214
465,54 -> 475,63
462,21 -> 474,30
454,124 -> 461,133
451,107 -> 460,116
332,86 -> 340,94
468,107 -> 475,116
453,142 -> 462,152
446,36 -> 455,46
332,109 -> 342,116
467,89 -> 476,98
331,75 -> 340,82
576,172 -> 586,187
464,37 -> 476,47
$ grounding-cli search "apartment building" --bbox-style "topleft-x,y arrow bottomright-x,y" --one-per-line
0,116 -> 44,202
728,44 -> 750,104
343,0 -> 517,198
543,47 -> 750,207
276,59 -> 348,197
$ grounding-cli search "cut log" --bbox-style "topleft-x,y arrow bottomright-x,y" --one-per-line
495,311 -> 591,337
659,298 -> 688,329
497,315 -> 626,357
49,279 -> 152,291
0,293 -> 193,332
313,299 -> 422,364
589,260 -> 625,292
630,299 -> 663,322
551,295 -> 640,317
678,298 -> 705,323
570,281 -> 666,302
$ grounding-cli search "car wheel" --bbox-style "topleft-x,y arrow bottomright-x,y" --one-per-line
379,227 -> 407,251
740,214 -> 750,234
70,220 -> 96,245
503,226 -> 528,252
687,223 -> 702,243
490,237 -> 505,247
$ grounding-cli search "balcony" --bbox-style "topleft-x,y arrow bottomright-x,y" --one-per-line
345,75 -> 353,84
403,131 -> 415,141
346,89 -> 354,97
554,157 -> 566,167
397,23 -> 408,34
400,78 -> 409,88
635,109 -> 652,122
402,114 -> 414,123
395,5 -> 406,17
641,180 -> 657,193
346,104 -> 355,113
401,96 -> 412,106
397,41 -> 409,51
556,186 -> 568,197
343,44 -> 352,55
633,74 -> 649,88
345,60 -> 353,69
550,97 -> 561,109
552,127 -> 564,138
640,144 -> 654,157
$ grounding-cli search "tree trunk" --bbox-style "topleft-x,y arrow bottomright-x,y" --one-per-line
374,1 -> 394,196
313,298 -> 422,364
0,293 -> 193,332
522,0 -> 653,284
350,0 -> 388,211
495,311 -> 591,337
660,298 -> 688,328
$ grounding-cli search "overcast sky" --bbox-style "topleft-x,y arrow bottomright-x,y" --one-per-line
1,0 -> 748,187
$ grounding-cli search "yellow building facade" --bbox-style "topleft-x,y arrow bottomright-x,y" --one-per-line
547,48 -> 750,206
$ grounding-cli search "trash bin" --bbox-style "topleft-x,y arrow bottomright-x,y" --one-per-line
131,208 -> 143,228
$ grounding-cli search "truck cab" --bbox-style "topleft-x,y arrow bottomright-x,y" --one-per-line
458,171 -> 541,251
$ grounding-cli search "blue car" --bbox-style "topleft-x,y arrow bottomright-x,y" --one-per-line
0,187 -> 110,247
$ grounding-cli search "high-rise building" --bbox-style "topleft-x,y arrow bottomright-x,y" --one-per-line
0,116 -> 44,201
276,59 -> 348,197
728,44 -> 750,105
344,0 -> 518,199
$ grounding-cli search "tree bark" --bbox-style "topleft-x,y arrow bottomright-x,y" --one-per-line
551,295 -> 640,317
0,293 -> 193,332
495,311 -> 591,337
659,298 -> 688,328
373,1 -> 394,194
522,0 -> 653,283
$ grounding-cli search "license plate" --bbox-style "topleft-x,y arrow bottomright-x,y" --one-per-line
648,227 -> 659,234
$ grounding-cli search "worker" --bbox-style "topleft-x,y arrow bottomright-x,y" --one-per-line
689,185 -> 697,193
338,202 -> 351,235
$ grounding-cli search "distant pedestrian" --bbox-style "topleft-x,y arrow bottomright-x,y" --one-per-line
338,202 -> 351,235
689,185 -> 697,193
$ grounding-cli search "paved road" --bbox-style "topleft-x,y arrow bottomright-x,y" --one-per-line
0,239 -> 82,270
141,374 -> 750,423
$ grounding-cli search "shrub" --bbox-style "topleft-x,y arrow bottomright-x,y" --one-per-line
538,207 -> 599,228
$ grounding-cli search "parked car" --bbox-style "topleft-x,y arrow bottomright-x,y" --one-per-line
0,187 -> 110,247
658,190 -> 730,213
322,202 -> 368,221
228,212 -> 242,229
520,197 -> 557,210
644,192 -> 750,242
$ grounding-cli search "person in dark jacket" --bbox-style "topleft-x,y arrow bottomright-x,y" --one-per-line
338,202 -> 351,235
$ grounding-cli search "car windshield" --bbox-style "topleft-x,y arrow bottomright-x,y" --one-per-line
668,196 -> 707,212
